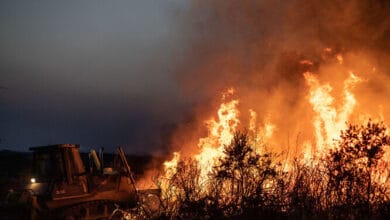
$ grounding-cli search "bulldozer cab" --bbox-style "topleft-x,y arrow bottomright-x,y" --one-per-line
30,144 -> 85,184
30,144 -> 89,199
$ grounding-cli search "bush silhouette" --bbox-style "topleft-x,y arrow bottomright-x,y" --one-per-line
156,123 -> 390,219
212,131 -> 278,217
326,120 -> 390,217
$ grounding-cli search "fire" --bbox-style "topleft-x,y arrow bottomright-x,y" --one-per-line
163,151 -> 180,179
249,109 -> 257,135
336,54 -> 343,64
160,151 -> 180,193
304,71 -> 361,155
302,141 -> 313,164
264,121 -> 275,140
248,110 -> 275,152
191,89 -> 278,183
195,89 -> 240,182
159,49 -> 389,197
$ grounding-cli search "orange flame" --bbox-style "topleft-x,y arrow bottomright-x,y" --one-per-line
161,151 -> 180,193
195,89 -> 240,182
160,49 -> 388,193
304,71 -> 361,155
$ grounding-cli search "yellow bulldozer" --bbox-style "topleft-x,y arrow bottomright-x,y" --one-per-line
5,144 -> 159,219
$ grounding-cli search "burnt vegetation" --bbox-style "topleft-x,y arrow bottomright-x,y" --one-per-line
156,121 -> 390,219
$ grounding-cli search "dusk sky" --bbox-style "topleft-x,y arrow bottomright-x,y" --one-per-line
0,0 -> 190,153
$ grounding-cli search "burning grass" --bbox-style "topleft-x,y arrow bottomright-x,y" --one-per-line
154,126 -> 390,219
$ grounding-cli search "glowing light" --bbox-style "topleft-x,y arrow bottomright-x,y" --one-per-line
336,54 -> 343,64
264,122 -> 275,139
30,178 -> 36,183
195,89 -> 240,182
304,71 -> 361,154
163,152 -> 180,180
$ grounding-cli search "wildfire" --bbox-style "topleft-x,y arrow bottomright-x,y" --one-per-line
160,50 -> 389,194
163,151 -> 180,179
304,70 -> 361,155
160,151 -> 180,193
248,110 -> 275,152
195,89 -> 240,182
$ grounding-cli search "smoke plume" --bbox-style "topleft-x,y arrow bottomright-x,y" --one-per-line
167,0 -> 390,156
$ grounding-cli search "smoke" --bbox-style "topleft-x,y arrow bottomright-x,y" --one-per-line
167,0 -> 390,155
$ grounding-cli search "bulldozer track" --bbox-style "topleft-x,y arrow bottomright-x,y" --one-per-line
52,200 -> 119,220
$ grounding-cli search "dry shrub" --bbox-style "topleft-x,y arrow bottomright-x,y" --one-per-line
156,122 -> 390,219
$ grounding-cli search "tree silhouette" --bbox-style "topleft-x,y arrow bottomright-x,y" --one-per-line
327,120 -> 390,216
213,131 -> 277,217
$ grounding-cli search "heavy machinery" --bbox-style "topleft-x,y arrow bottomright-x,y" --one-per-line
8,144 -> 154,219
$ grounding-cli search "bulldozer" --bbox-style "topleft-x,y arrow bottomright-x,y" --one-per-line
6,144 -> 159,219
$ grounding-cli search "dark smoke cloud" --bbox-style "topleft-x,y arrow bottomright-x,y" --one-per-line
177,0 -> 389,93
168,0 -> 390,154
